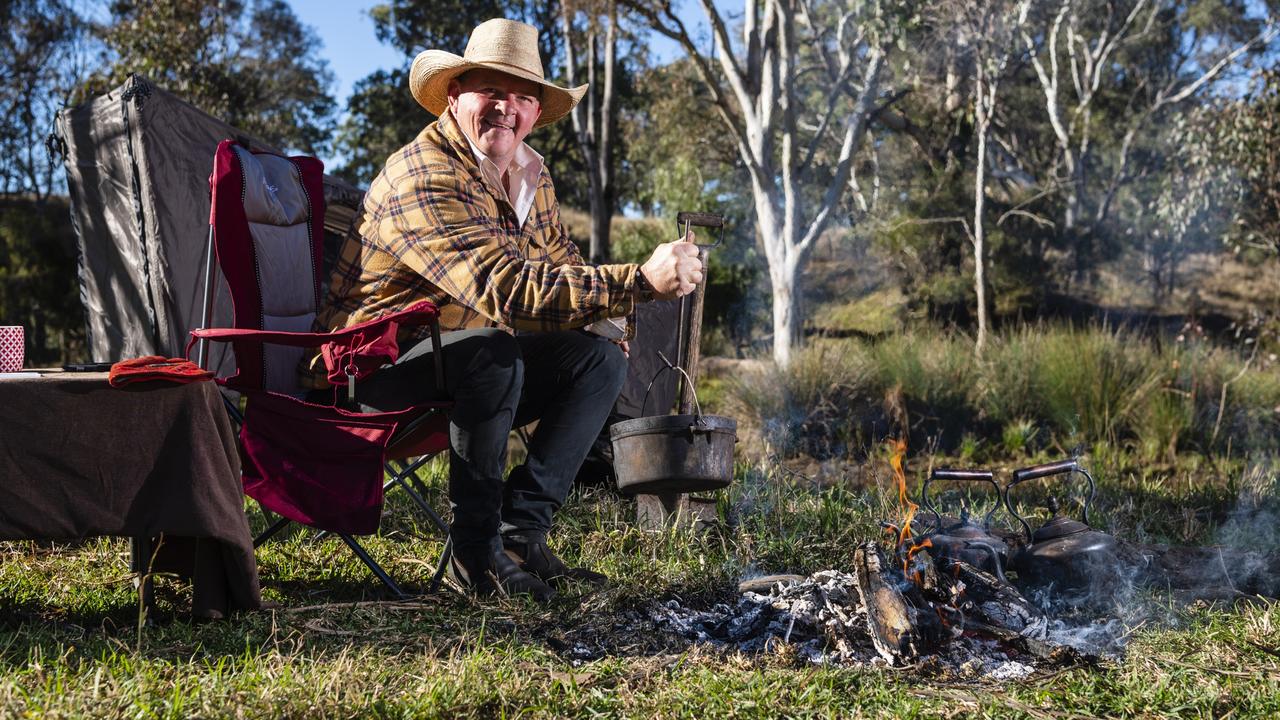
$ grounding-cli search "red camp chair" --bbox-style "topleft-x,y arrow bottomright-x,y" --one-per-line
190,140 -> 453,598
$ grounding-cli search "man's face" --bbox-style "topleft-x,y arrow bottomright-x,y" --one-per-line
447,69 -> 543,167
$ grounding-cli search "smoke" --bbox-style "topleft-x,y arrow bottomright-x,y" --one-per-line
1215,460 -> 1280,552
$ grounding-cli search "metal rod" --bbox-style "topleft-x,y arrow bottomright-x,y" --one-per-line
339,533 -> 408,599
197,224 -> 217,368
680,244 -> 708,415
253,517 -> 292,549
429,536 -> 453,593
674,219 -> 692,412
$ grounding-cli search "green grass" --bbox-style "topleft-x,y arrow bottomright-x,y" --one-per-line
726,323 -> 1280,463
5,323 -> 1280,717
4,448 -> 1279,717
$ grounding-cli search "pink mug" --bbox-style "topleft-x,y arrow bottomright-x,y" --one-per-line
0,326 -> 24,372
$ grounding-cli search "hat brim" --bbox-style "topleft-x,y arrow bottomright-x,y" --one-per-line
410,50 -> 587,129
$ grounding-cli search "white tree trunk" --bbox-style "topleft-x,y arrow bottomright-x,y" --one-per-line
973,77 -> 990,357
625,0 -> 889,368
561,2 -> 618,263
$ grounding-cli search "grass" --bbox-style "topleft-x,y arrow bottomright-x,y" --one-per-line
723,323 -> 1280,463
4,323 -> 1280,717
3,448 -> 1279,717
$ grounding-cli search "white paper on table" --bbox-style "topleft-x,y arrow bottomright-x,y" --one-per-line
0,372 -> 42,379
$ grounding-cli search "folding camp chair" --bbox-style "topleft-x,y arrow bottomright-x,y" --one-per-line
191,140 -> 454,598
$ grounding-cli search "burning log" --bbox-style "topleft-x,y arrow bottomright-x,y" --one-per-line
853,541 -> 924,664
941,559 -> 1043,634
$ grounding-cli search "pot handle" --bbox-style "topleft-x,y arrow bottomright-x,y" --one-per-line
923,468 -> 1001,532
639,351 -> 705,423
1003,458 -> 1097,543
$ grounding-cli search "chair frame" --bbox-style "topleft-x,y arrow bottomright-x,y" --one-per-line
194,140 -> 454,599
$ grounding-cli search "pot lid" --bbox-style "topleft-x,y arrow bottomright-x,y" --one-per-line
1031,514 -> 1091,542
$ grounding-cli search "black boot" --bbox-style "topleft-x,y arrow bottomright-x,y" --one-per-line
447,544 -> 556,603
502,534 -> 608,587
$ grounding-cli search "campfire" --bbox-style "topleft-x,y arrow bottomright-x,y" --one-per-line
637,444 -> 1280,677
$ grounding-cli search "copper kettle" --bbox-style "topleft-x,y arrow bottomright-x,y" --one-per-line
919,468 -> 1010,580
1004,458 -> 1121,601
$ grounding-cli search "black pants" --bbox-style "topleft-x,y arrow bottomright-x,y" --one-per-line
345,328 -> 627,556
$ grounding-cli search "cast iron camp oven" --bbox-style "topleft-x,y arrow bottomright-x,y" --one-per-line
610,355 -> 736,494
610,211 -> 737,496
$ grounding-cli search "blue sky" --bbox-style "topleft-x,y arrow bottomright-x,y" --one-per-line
286,2 -> 405,107
287,2 -> 701,107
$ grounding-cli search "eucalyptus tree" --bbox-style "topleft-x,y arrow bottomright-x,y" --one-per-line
560,0 -> 621,263
924,0 -> 1025,355
0,0 -> 88,200
1014,0 -> 1278,278
93,0 -> 337,155
623,0 -> 911,367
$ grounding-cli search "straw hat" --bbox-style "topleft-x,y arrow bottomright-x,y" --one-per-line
409,18 -> 587,129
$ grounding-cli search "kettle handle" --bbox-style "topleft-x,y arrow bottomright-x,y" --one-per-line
1003,458 -> 1097,543
923,468 -> 1001,532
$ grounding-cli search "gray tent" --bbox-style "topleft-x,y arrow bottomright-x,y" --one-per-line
54,74 -> 362,377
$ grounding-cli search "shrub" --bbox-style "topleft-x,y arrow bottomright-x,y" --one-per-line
723,323 -> 1279,461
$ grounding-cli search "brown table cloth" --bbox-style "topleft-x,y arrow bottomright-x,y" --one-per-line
0,371 -> 260,618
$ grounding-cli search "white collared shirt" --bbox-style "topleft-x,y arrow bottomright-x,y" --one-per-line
462,134 -> 545,228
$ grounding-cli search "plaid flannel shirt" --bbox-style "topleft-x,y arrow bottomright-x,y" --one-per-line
302,112 -> 640,389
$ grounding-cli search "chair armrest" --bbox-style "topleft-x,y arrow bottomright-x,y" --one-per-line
190,301 -> 438,349
189,301 -> 442,390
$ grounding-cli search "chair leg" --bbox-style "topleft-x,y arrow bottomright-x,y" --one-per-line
384,454 -> 451,537
387,475 -> 450,536
254,516 -> 292,548
338,533 -> 409,599
430,535 -> 453,593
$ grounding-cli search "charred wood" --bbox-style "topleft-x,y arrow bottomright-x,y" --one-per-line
853,542 -> 925,664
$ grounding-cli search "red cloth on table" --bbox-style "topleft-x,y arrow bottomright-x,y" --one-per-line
109,356 -> 215,388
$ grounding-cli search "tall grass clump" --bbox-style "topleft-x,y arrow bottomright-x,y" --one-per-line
867,329 -> 977,422
723,322 -> 1278,461
725,342 -> 877,458
1007,324 -> 1165,445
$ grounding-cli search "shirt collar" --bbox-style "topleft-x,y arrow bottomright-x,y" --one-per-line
462,131 -> 543,181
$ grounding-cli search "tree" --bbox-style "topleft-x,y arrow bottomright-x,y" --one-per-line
0,1 -> 91,363
93,0 -> 337,155
927,0 -> 1023,355
0,0 -> 88,200
624,0 -> 909,367
560,0 -> 621,263
1014,0 -> 1277,279
1215,67 -> 1280,257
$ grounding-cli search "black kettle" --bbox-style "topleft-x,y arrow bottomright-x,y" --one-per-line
919,468 -> 1010,580
1004,458 -> 1122,602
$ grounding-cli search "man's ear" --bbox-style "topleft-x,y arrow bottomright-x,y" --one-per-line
446,79 -> 461,112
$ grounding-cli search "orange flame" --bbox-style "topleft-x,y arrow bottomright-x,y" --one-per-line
888,437 -> 934,579
888,438 -> 916,544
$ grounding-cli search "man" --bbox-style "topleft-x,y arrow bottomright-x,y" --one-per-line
304,18 -> 703,602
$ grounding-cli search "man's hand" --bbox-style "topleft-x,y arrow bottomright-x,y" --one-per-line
639,231 -> 703,301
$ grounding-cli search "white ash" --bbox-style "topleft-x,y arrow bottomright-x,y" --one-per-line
648,570 -> 881,665
645,570 -> 1105,677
